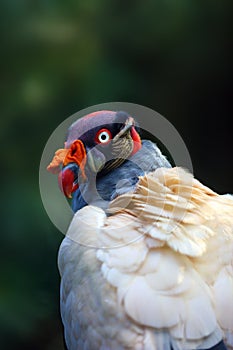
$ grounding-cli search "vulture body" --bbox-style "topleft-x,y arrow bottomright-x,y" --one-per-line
47,111 -> 233,350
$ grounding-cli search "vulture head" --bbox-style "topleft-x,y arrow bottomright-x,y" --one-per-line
48,110 -> 171,212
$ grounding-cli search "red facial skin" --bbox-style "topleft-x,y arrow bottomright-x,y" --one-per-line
58,167 -> 79,198
58,140 -> 87,198
130,126 -> 142,155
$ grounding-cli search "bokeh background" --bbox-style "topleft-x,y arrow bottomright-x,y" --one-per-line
0,1 -> 232,349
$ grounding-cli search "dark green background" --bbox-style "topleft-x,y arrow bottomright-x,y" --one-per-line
1,1 -> 232,349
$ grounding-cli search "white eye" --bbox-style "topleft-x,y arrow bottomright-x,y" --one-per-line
98,131 -> 110,143
96,129 -> 112,144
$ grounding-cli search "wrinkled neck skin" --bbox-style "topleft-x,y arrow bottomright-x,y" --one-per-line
72,140 -> 171,213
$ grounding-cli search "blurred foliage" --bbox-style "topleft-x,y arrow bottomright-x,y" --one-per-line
0,0 -> 232,349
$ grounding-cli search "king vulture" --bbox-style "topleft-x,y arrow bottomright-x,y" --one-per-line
47,110 -> 233,350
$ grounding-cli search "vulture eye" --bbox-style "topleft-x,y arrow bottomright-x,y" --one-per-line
95,129 -> 112,144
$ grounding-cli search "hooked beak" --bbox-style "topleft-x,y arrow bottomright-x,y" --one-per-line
59,140 -> 87,198
113,116 -> 134,141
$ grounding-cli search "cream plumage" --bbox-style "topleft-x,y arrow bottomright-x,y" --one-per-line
48,111 -> 233,349
59,168 -> 233,349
